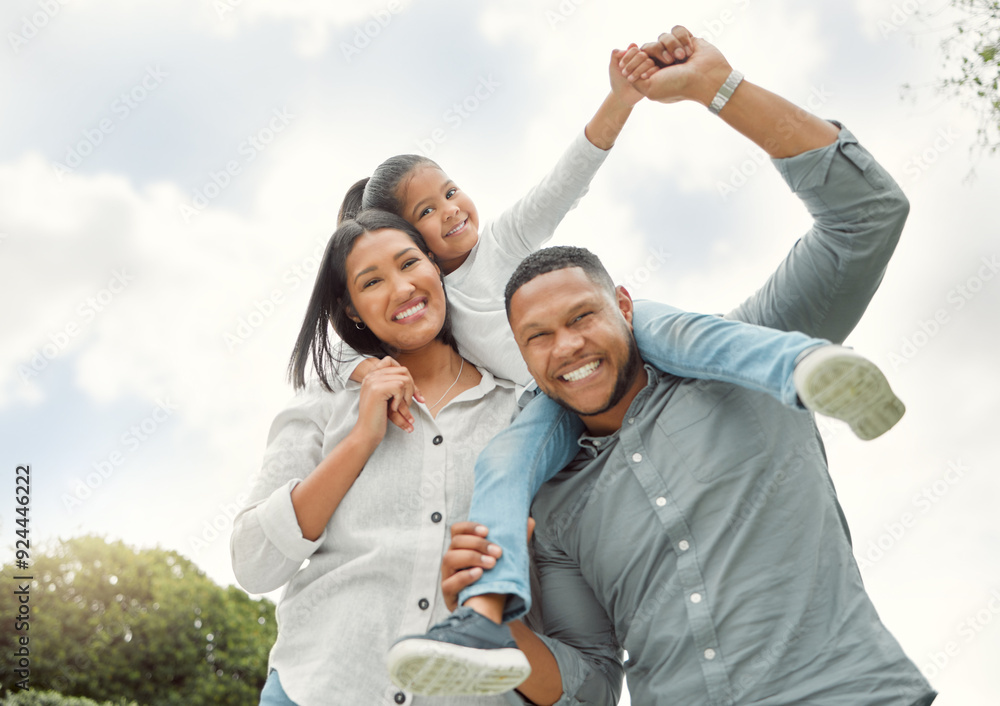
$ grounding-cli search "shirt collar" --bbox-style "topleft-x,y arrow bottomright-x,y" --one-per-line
577,364 -> 661,456
446,364 -> 515,405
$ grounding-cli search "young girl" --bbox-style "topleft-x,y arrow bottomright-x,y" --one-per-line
334,51 -> 905,696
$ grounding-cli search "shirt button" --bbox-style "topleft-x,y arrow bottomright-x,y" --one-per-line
431,512 -> 442,523
433,435 -> 443,445
632,452 -> 642,463
655,497 -> 666,507
394,692 -> 406,704
690,592 -> 702,604
678,540 -> 690,551
704,648 -> 716,660
628,418 -> 635,425
418,598 -> 429,610
594,439 -> 602,446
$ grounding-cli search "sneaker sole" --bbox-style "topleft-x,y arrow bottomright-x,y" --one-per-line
386,639 -> 531,696
798,351 -> 905,440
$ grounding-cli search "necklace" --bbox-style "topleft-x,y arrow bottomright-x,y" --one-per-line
426,359 -> 465,411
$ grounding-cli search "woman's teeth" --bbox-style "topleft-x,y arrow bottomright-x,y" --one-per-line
561,360 -> 599,382
394,301 -> 426,320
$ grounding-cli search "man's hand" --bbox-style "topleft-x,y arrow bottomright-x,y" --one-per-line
441,519 -> 535,612
623,26 -> 734,107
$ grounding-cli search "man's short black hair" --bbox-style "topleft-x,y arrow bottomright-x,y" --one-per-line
504,245 -> 617,318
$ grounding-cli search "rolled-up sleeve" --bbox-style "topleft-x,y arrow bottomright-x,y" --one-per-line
230,384 -> 335,594
509,539 -> 624,706
727,122 -> 910,343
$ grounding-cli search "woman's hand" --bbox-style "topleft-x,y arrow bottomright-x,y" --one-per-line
441,519 -> 535,612
353,357 -> 420,446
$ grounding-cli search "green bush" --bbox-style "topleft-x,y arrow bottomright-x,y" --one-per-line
1,689 -> 138,706
0,536 -> 275,705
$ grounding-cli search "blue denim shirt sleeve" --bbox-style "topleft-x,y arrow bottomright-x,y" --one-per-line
726,121 -> 910,344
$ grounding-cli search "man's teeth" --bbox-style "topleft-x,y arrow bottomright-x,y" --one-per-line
446,220 -> 466,236
561,360 -> 599,382
394,301 -> 426,320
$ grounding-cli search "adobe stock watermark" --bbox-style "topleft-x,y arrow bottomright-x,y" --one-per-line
18,269 -> 135,384
188,493 -> 248,552
620,246 -> 671,295
876,0 -> 928,39
856,459 -> 969,571
339,0 -> 404,63
61,396 -> 178,511
726,441 -> 814,533
414,75 -> 501,158
903,126 -> 960,181
224,235 -> 326,352
52,65 -> 168,181
213,0 -> 246,20
7,0 -> 70,54
727,622 -> 800,702
700,0 -> 752,43
178,107 -> 294,225
716,84 -> 834,199
545,0 -> 586,29
887,254 -> 998,370
919,588 -> 1000,681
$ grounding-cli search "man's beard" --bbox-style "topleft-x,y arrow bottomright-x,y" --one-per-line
548,330 -> 643,419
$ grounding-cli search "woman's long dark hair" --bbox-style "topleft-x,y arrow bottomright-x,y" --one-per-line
287,209 -> 458,391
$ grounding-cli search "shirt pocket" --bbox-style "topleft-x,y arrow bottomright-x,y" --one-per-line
654,381 -> 767,483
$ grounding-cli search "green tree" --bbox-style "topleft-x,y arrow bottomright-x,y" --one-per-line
0,536 -> 274,705
933,0 -> 1000,153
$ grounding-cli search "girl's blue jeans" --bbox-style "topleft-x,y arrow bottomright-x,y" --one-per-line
460,300 -> 827,621
260,670 -> 296,705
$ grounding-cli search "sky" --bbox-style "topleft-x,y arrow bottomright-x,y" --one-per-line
1,0 -> 998,703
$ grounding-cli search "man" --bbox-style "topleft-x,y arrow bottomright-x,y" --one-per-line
431,26 -> 936,706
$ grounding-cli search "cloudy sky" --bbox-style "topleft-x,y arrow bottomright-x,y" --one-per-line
2,0 -> 998,703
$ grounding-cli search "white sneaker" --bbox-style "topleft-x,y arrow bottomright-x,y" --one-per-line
387,606 -> 531,696
793,345 -> 905,440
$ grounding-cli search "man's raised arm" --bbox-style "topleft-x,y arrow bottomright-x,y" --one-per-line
627,27 -> 909,342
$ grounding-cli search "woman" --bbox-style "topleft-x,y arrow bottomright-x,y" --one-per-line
230,209 -> 533,705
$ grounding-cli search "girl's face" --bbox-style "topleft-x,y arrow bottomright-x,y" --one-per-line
344,228 -> 447,353
397,165 -> 480,274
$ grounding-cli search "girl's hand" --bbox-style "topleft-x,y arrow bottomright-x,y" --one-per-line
350,357 -> 425,433
353,357 -> 419,447
609,46 -> 648,107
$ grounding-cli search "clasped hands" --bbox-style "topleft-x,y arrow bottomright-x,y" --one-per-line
614,25 -> 736,108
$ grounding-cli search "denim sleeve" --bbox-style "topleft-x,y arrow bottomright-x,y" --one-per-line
725,122 -> 910,344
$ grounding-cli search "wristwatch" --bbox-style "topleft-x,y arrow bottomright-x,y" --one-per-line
709,69 -> 745,115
